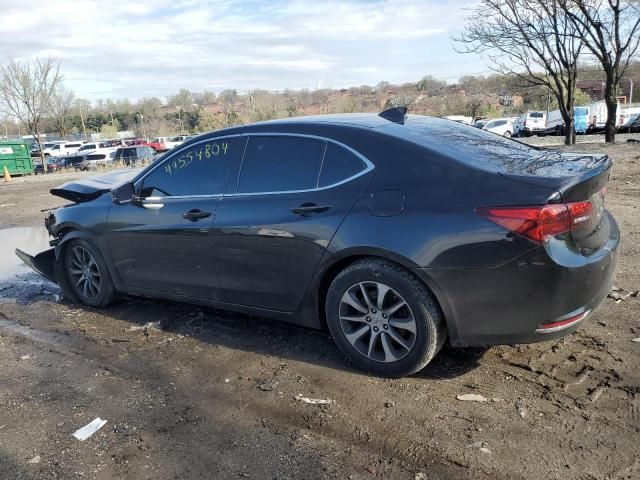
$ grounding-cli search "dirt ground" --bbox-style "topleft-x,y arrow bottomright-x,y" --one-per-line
1,137 -> 639,480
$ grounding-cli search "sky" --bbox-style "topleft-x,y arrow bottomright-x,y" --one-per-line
0,0 -> 487,101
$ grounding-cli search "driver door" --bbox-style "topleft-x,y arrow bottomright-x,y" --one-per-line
106,136 -> 242,301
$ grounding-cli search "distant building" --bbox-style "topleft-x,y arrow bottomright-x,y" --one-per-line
577,77 -> 638,103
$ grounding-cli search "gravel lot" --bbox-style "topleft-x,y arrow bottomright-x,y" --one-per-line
1,136 -> 639,479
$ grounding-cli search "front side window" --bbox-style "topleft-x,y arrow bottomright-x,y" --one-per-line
237,136 -> 325,194
140,138 -> 235,198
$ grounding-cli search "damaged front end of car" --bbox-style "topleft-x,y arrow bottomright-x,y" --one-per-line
15,168 -> 142,285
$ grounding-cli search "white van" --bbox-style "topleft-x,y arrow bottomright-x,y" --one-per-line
49,141 -> 83,157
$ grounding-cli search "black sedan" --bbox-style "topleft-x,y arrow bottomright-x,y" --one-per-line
17,108 -> 619,377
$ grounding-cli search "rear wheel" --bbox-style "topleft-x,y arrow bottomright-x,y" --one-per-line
62,239 -> 116,307
325,259 -> 446,377
503,131 -> 512,138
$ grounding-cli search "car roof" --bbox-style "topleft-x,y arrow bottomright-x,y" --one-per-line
257,113 -> 392,129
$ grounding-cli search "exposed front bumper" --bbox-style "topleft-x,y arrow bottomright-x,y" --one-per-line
15,248 -> 57,283
424,213 -> 620,347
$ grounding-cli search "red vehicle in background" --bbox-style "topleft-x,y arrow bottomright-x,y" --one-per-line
125,137 -> 167,153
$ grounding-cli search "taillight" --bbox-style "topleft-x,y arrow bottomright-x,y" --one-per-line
477,200 -> 593,244
523,120 -> 527,127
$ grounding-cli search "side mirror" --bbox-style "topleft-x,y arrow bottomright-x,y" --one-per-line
112,182 -> 136,205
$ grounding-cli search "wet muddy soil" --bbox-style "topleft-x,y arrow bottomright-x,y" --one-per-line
0,143 -> 639,479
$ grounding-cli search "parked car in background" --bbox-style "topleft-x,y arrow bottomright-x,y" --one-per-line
114,146 -> 155,166
48,141 -> 83,157
513,111 -> 546,137
169,135 -> 193,146
622,114 -> 640,133
445,115 -> 474,125
147,136 -> 181,152
617,108 -> 640,131
67,155 -> 88,170
35,156 -> 64,174
482,118 -> 513,137
77,142 -> 108,154
31,141 -> 65,157
473,119 -> 488,129
21,109 -> 619,377
102,139 -> 128,148
77,152 -> 116,170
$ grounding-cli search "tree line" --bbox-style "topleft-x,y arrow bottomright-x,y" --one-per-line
456,0 -> 640,145
0,0 -> 638,165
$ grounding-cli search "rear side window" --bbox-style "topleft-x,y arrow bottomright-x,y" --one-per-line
318,143 -> 366,187
237,136 -> 325,193
140,138 -> 235,198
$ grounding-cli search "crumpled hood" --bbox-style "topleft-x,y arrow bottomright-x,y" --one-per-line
50,168 -> 143,203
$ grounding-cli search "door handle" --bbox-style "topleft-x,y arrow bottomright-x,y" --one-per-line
183,209 -> 212,221
291,202 -> 331,215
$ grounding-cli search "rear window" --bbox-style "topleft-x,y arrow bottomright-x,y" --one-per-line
86,154 -> 106,160
397,116 -> 537,173
318,143 -> 366,187
529,112 -> 544,118
238,136 -> 325,193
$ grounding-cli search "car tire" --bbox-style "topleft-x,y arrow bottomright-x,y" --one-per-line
325,259 -> 446,377
61,238 -> 116,308
503,131 -> 511,138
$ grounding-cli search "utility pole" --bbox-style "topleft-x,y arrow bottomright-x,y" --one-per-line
79,109 -> 88,141
137,113 -> 147,138
629,78 -> 634,107
546,87 -> 551,115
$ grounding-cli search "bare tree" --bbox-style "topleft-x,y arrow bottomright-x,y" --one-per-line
0,57 -> 61,165
49,85 -> 75,139
455,0 -> 586,144
561,0 -> 640,142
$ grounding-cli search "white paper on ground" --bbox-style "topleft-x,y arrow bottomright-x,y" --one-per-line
72,418 -> 107,441
295,394 -> 332,405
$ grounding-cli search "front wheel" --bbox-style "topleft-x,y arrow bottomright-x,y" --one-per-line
62,239 -> 116,307
503,131 -> 512,138
325,259 -> 446,377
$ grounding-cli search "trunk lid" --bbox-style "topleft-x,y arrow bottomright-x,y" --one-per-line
50,168 -> 142,203
499,151 -> 611,254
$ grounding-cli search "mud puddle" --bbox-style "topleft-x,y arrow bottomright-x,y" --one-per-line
0,226 -> 59,302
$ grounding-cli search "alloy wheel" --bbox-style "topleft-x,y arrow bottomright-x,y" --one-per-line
339,281 -> 417,363
68,245 -> 102,299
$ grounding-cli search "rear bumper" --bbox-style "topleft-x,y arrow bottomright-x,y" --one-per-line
424,212 -> 620,347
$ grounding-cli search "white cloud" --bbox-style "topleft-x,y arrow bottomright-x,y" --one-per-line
0,0 -> 485,100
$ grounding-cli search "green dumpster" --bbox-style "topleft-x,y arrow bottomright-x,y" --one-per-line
0,141 -> 34,176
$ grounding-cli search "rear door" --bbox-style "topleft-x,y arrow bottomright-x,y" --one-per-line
106,136 -> 242,301
211,134 -> 373,312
